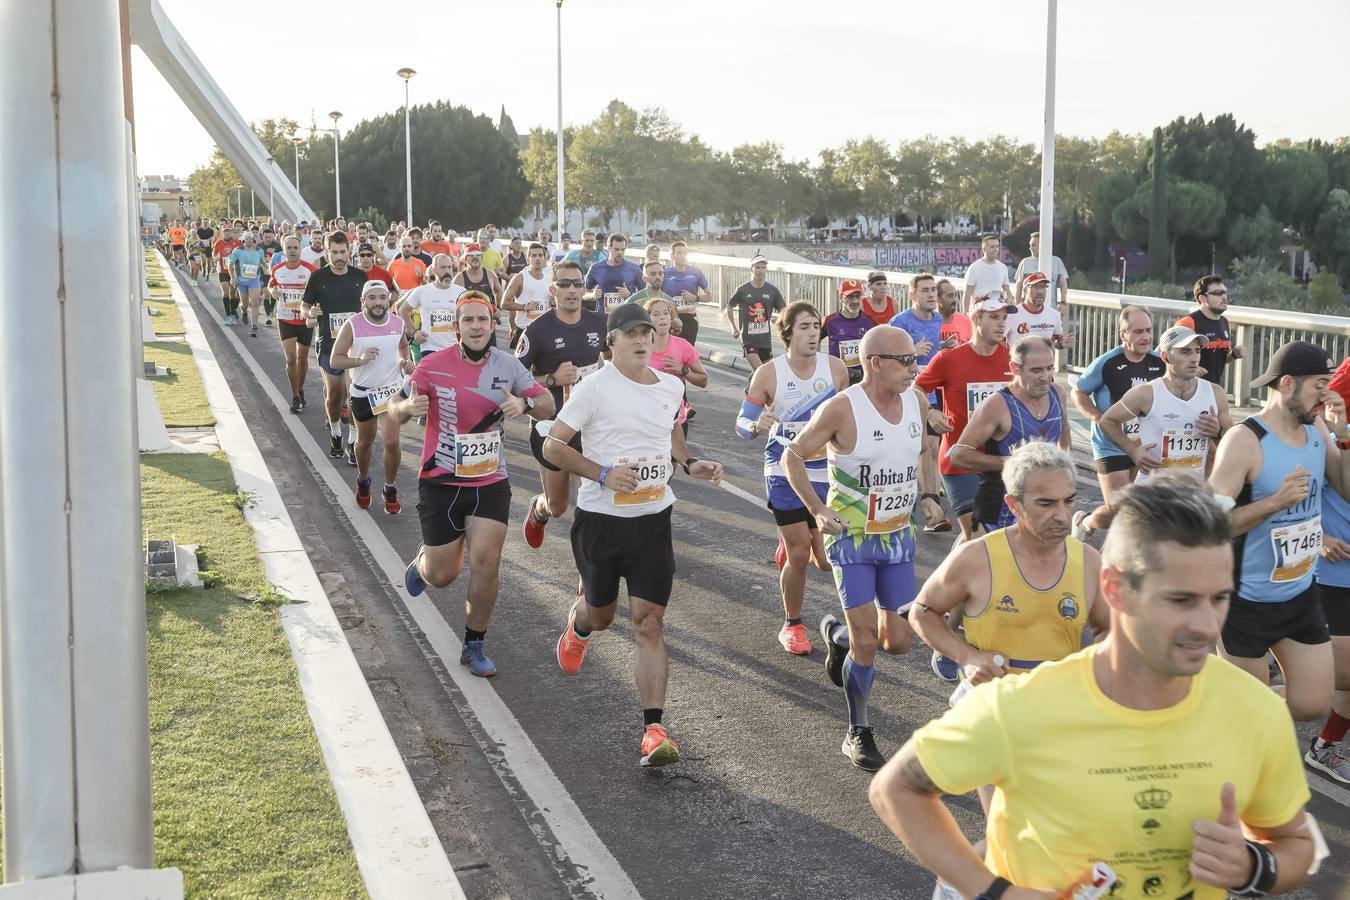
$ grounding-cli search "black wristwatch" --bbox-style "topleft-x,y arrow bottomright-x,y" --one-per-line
681,457 -> 699,475
974,877 -> 1012,900
545,374 -> 556,388
681,364 -> 691,376
523,395 -> 536,412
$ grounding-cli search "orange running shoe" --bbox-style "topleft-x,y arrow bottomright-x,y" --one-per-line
639,724 -> 680,767
556,603 -> 590,674
778,622 -> 812,655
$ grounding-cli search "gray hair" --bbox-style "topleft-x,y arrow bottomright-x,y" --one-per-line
1011,334 -> 1054,365
1003,440 -> 1075,499
1101,476 -> 1232,588
1118,305 -> 1150,333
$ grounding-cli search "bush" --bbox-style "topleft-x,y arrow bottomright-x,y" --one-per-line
353,205 -> 388,235
1229,257 -> 1306,311
1126,279 -> 1188,302
1307,267 -> 1346,312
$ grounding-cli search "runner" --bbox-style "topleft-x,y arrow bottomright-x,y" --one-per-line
502,236 -> 529,284
1069,306 -> 1165,541
453,244 -> 502,304
194,219 -> 216,284
257,226 -> 283,325
627,259 -> 675,308
871,477 -> 1317,900
388,234 -> 429,293
301,231 -> 367,462
961,234 -> 1011,309
1004,272 -> 1074,350
398,254 -> 465,360
950,336 -> 1070,535
269,235 -> 317,413
782,326 -> 944,770
643,295 -> 707,410
725,255 -> 785,371
861,271 -> 897,327
228,231 -> 267,337
394,293 -> 555,677
518,259 -> 609,548
187,228 -> 207,283
737,301 -> 849,655
891,272 -> 952,534
378,230 -> 400,265
662,240 -> 711,346
584,232 -> 643,317
500,242 -> 553,350
477,229 -> 506,281
552,233 -> 571,265
1177,274 -> 1245,386
168,219 -> 187,267
1209,340 -> 1347,721
300,227 -> 326,268
353,242 -> 397,293
328,280 -> 413,514
212,224 -> 241,324
1098,325 -> 1230,486
562,229 -> 607,280
405,227 -> 434,267
549,303 -> 725,767
1013,230 -> 1069,308
935,279 -> 971,347
419,221 -> 454,259
822,279 -> 873,385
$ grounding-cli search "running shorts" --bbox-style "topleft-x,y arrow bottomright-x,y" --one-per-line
1316,581 -> 1350,638
940,472 -> 980,517
277,322 -> 314,345
417,479 -> 511,546
570,506 -> 675,608
236,278 -> 261,291
1093,455 -> 1133,475
833,560 -> 918,613
1221,584 -> 1330,658
744,343 -> 773,361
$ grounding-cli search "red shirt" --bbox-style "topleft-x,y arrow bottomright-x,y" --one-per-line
939,313 -> 972,346
915,342 -> 1013,475
388,256 -> 428,291
862,295 -> 896,327
361,264 -> 396,291
1331,359 -> 1350,449
213,239 -> 240,272
420,240 -> 454,259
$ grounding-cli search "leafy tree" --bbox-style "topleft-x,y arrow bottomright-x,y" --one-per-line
353,206 -> 388,234
1313,188 -> 1350,287
893,136 -> 945,232
497,106 -> 520,150
837,137 -> 897,236
521,126 -> 573,222
1148,128 -> 1168,279
1158,113 -> 1264,217
1261,144 -> 1329,232
812,147 -> 861,226
1226,205 -> 1283,262
1308,268 -> 1344,309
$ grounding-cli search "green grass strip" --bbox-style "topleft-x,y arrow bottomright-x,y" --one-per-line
144,342 -> 215,428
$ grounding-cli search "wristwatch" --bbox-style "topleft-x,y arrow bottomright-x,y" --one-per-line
681,365 -> 691,376
681,457 -> 699,475
974,877 -> 1011,900
523,395 -> 536,412
545,374 -> 556,388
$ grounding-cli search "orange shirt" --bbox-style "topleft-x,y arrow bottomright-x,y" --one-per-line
168,226 -> 187,245
421,240 -> 453,259
388,256 -> 428,291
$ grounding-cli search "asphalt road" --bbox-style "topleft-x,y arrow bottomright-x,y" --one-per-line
173,270 -> 1350,900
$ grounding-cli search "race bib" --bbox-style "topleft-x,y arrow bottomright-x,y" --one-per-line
612,452 -> 670,507
365,381 -> 402,416
563,362 -> 600,402
747,318 -> 770,336
603,292 -> 624,313
866,481 -> 917,534
1270,517 -> 1321,584
676,295 -> 699,315
777,420 -> 825,461
966,381 -> 1007,416
240,263 -> 259,279
1161,428 -> 1207,470
838,339 -> 861,368
527,298 -> 550,320
427,308 -> 456,334
328,312 -> 355,335
1122,418 -> 1140,439
280,288 -> 304,310
454,430 -> 502,478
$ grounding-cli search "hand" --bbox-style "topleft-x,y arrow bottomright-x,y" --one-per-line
689,459 -> 723,485
755,409 -> 779,434
1231,344 -> 1246,360
498,387 -> 527,417
400,358 -> 416,375
962,651 -> 1008,686
1129,441 -> 1162,474
307,304 -> 323,322
679,290 -> 697,302
617,284 -> 631,299
604,464 -> 640,493
660,355 -> 684,374
413,329 -> 429,344
361,348 -> 379,364
553,361 -> 578,387
405,381 -> 430,418
1194,410 -> 1221,439
1322,393 -> 1347,431
815,509 -> 845,536
730,328 -> 741,340
926,407 -> 953,434
941,335 -> 958,349
1321,534 -> 1350,563
1273,465 -> 1311,510
1057,331 -> 1076,349
921,496 -> 944,528
1189,783 -> 1251,889
914,338 -> 934,358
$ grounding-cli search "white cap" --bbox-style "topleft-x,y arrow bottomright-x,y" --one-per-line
748,255 -> 768,267
361,279 -> 390,298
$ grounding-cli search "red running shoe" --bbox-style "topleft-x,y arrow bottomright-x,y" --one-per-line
523,494 -> 547,549
383,484 -> 401,515
355,478 -> 372,510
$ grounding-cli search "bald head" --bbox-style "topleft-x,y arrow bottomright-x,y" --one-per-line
431,253 -> 456,279
859,325 -> 915,360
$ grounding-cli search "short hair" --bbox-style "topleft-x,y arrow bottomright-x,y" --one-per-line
1011,334 -> 1054,365
282,235 -> 300,248
1194,274 -> 1224,300
909,272 -> 936,291
428,220 -> 441,229
777,300 -> 821,344
1003,440 -> 1075,500
980,233 -> 1000,244
1118,305 -> 1150,333
644,259 -> 663,272
408,227 -> 423,238
1101,477 -> 1232,588
936,278 -> 956,295
528,242 -> 547,255
553,259 -> 583,278
581,229 -> 596,239
1029,231 -> 1040,240
671,240 -> 688,252
326,230 -> 348,247
606,233 -> 627,247
645,243 -> 661,253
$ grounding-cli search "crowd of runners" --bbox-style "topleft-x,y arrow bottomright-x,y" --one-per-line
159,216 -> 1342,898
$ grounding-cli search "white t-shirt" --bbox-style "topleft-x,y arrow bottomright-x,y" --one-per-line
379,243 -> 399,264
1004,304 -> 1063,346
1015,254 -> 1069,287
964,258 -> 1009,297
403,282 -> 466,352
555,364 -> 684,518
300,245 -> 326,268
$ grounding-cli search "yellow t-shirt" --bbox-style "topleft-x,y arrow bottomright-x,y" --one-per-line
480,248 -> 504,272
914,645 -> 1308,899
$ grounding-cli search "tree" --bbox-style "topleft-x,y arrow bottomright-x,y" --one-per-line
187,117 -> 302,218
521,126 -> 573,220
1148,129 -> 1168,280
893,136 -> 945,232
1308,268 -> 1344,309
497,106 -> 520,150
569,100 -> 646,230
837,137 -> 897,236
1313,188 -> 1350,287
1261,144 -> 1329,232
1226,205 -> 1282,262
812,147 -> 860,226
1159,113 -> 1264,217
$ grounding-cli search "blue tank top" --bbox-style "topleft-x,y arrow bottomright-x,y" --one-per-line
1235,417 -> 1326,602
1316,484 -> 1350,588
975,386 -> 1064,531
763,353 -> 835,482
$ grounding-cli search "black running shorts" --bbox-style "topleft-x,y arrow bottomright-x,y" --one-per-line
570,506 -> 675,608
1316,581 -> 1350,638
417,479 -> 512,546
1221,584 -> 1330,658
277,321 -> 313,345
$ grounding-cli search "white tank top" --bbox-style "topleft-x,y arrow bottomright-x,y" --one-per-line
515,269 -> 553,327
1135,376 -> 1216,481
825,386 -> 923,554
347,312 -> 405,411
764,352 -> 835,481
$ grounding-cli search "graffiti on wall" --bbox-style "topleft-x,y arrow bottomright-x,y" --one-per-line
795,244 -> 1017,277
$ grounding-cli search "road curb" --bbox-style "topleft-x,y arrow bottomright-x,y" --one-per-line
701,346 -> 749,372
163,270 -> 464,899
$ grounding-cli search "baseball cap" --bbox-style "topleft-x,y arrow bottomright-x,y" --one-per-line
1157,325 -> 1208,353
1023,271 -> 1050,287
867,271 -> 887,285
465,243 -> 483,255
356,242 -> 375,255
748,255 -> 768,267
973,297 -> 1018,315
561,232 -> 572,240
839,279 -> 865,297
607,302 -> 654,333
1249,340 -> 1335,389
360,279 -> 389,298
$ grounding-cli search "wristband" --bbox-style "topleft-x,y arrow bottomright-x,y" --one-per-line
1232,839 -> 1277,897
597,466 -> 610,488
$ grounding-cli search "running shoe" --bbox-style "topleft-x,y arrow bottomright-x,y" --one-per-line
355,478 -> 372,510
639,724 -> 680,768
778,622 -> 812,656
924,518 -> 953,534
774,536 -> 787,571
556,603 -> 590,674
930,650 -> 960,683
383,484 -> 401,516
344,441 -> 358,467
289,396 -> 302,415
404,554 -> 426,597
820,614 -> 845,688
1071,509 -> 1093,543
328,435 -> 343,458
299,391 -> 307,410
250,324 -> 258,337
459,640 -> 497,678
1305,740 -> 1350,784
265,316 -> 274,326
523,494 -> 547,548
224,314 -> 237,325
842,726 -> 885,772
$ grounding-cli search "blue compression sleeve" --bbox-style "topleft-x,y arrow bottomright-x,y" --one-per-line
736,398 -> 763,440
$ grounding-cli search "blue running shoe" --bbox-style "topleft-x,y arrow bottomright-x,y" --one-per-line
404,555 -> 426,597
460,640 -> 497,678
930,649 -> 960,683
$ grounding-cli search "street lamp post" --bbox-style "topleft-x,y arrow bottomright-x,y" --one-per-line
266,156 -> 274,219
329,110 -> 343,219
555,0 -> 565,235
397,68 -> 416,225
250,189 -> 255,219
235,184 -> 242,219
290,136 -> 303,195
1036,0 -> 1058,304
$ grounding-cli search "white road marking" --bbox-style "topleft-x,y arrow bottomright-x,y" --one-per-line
185,282 -> 642,899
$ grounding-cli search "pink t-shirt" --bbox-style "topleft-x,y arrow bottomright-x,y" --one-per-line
648,335 -> 699,381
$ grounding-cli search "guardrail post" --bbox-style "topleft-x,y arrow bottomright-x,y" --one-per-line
1231,323 -> 1252,407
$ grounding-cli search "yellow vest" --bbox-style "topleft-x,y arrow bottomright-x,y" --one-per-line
963,530 -> 1087,672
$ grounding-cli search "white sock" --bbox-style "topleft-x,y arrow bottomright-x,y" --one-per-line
329,422 -> 341,438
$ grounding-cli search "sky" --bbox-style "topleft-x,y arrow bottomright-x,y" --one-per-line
131,0 -> 1350,178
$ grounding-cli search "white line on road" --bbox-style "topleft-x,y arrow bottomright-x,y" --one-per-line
185,282 -> 642,899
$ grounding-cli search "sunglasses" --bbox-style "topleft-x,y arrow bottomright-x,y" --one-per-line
1206,289 -> 1229,296
869,353 -> 918,366
358,253 -> 374,258
554,278 -> 585,288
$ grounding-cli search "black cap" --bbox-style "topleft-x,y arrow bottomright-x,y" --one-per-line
606,303 -> 653,333
1249,340 -> 1334,388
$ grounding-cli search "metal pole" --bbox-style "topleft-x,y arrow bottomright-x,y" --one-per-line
292,139 -> 301,194
235,184 -> 242,216
399,69 -> 416,225
330,111 -> 343,220
555,0 -> 565,234
1,0 -> 153,879
268,157 -> 274,219
250,189 -> 255,218
1036,0 -> 1057,306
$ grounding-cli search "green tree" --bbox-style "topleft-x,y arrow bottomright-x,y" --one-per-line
812,147 -> 861,226
1313,188 -> 1350,287
521,126 -> 575,222
1148,129 -> 1168,280
1159,113 -> 1264,217
893,136 -> 945,232
1308,267 -> 1344,309
1092,170 -> 1138,239
837,137 -> 898,236
569,100 -> 646,230
1226,205 -> 1283,262
1261,144 -> 1329,232
497,106 -> 520,150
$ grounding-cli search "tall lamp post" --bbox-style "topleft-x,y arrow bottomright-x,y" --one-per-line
290,135 -> 303,195
1036,0 -> 1058,304
555,0 -> 565,235
397,68 -> 416,225
329,110 -> 343,219
234,184 -> 242,219
266,157 -> 275,220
